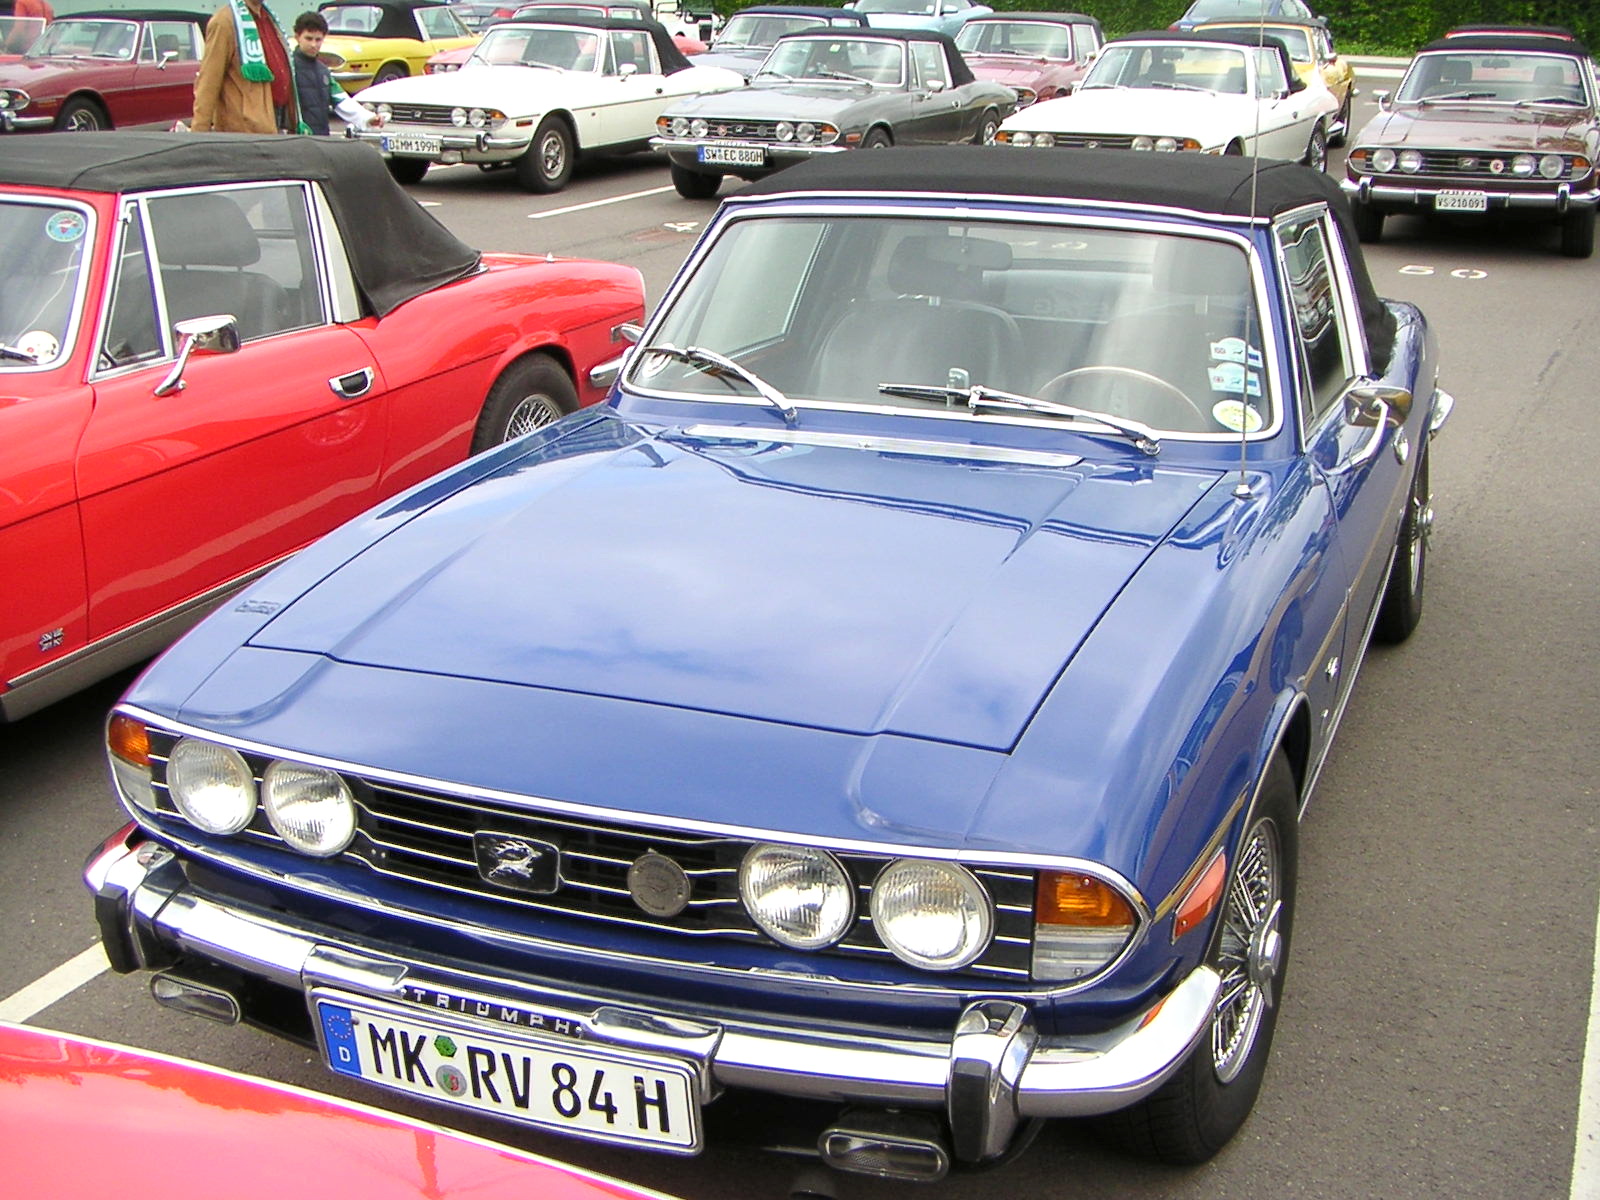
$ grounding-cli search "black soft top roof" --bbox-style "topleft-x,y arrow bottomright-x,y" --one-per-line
320,0 -> 453,40
495,14 -> 692,72
69,9 -> 210,20
968,12 -> 1102,30
1445,23 -> 1577,41
774,27 -> 974,86
1419,33 -> 1589,57
733,146 -> 1396,369
0,133 -> 477,318
738,5 -> 869,23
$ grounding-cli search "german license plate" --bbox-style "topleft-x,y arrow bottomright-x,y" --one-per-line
1435,190 -> 1488,212
384,133 -> 441,156
314,993 -> 701,1151
699,144 -> 764,167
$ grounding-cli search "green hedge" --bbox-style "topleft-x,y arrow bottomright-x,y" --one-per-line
710,2 -> 1598,56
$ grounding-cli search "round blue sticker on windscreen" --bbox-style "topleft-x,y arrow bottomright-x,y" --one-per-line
46,211 -> 87,243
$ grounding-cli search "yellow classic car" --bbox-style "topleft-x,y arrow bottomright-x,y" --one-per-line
1193,19 -> 1354,143
319,0 -> 480,89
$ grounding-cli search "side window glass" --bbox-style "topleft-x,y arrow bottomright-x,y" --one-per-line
911,42 -> 946,88
148,21 -> 198,61
145,185 -> 324,344
610,29 -> 654,73
1277,213 -> 1350,420
101,204 -> 163,369
1254,47 -> 1287,97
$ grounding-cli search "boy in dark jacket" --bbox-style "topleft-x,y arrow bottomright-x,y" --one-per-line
290,10 -> 381,135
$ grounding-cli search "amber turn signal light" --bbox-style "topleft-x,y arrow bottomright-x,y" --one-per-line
1173,851 -> 1227,941
1035,871 -> 1136,927
108,713 -> 150,766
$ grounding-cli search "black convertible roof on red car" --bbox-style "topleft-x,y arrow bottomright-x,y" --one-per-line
734,145 -> 1396,369
0,132 -> 478,317
1417,32 -> 1590,57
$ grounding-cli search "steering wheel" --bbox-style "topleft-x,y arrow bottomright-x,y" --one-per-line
1037,365 -> 1208,427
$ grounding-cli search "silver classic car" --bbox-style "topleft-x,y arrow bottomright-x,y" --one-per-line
652,28 -> 1015,197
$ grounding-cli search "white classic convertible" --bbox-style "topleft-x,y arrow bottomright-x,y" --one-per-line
996,29 -> 1339,168
352,15 -> 744,190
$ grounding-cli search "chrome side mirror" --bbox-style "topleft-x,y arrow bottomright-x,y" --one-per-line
587,321 -> 642,391
153,314 -> 241,397
1374,89 -> 1391,111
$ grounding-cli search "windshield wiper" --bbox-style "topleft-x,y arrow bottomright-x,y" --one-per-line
1417,90 -> 1497,104
1516,94 -> 1584,106
878,382 -> 1160,454
1147,80 -> 1211,92
812,68 -> 870,83
641,343 -> 797,424
754,69 -> 795,80
0,341 -> 41,364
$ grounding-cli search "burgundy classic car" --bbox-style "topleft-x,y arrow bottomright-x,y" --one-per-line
952,11 -> 1103,106
0,10 -> 208,132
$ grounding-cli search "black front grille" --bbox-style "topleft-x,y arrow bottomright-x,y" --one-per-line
1359,147 -> 1580,183
384,103 -> 458,124
146,731 -> 1037,981
1048,134 -> 1136,150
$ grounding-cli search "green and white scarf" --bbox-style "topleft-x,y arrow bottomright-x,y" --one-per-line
227,0 -> 275,83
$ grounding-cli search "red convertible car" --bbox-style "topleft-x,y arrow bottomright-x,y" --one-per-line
0,133 -> 644,720
1,1022 -> 679,1200
952,11 -> 1104,107
0,10 -> 209,132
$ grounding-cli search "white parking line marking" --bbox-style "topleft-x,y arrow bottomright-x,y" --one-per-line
1574,900 -> 1600,1199
0,944 -> 109,1023
528,185 -> 673,220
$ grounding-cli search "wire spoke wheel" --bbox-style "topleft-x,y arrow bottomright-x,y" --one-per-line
1210,819 -> 1283,1083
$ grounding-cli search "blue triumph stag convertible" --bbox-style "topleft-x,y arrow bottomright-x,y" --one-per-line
86,148 -> 1451,1180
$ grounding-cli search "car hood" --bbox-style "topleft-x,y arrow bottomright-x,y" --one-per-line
665,79 -> 876,119
1005,86 -> 1254,137
247,414 -> 1221,752
0,56 -> 102,89
1357,104 -> 1597,153
965,56 -> 1061,89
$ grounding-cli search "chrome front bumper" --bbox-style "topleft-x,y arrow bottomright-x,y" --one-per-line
86,825 -> 1218,1159
652,135 -> 848,172
0,112 -> 52,132
1342,175 -> 1600,213
348,125 -> 532,165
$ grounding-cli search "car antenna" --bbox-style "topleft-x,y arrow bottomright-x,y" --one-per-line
1233,18 -> 1269,501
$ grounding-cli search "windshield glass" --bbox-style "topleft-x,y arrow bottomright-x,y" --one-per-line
1396,51 -> 1588,103
714,13 -> 829,49
474,23 -> 602,68
0,199 -> 91,369
1083,42 -> 1249,92
955,21 -> 1073,59
28,18 -> 139,60
633,214 -> 1269,438
761,36 -> 904,83
1200,24 -> 1310,61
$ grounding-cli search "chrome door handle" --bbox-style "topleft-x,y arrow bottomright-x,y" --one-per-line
328,367 -> 373,399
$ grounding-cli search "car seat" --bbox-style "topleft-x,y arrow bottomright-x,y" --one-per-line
812,234 -> 1024,400
1218,65 -> 1247,94
148,193 -> 294,342
155,33 -> 182,59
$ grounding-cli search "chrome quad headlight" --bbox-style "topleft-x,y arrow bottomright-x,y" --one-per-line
740,843 -> 855,949
870,859 -> 992,971
167,737 -> 256,835
262,761 -> 357,857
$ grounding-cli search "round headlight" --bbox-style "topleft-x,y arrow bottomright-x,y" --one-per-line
468,107 -> 487,127
1371,147 -> 1396,172
740,844 -> 854,949
450,106 -> 467,127
1540,153 -> 1564,179
870,859 -> 992,971
689,118 -> 709,138
671,116 -> 689,137
1512,154 -> 1535,176
1398,149 -> 1423,173
375,103 -> 392,120
1131,135 -> 1154,151
262,761 -> 357,857
796,121 -> 816,142
775,120 -> 794,141
1009,131 -> 1033,146
168,738 -> 256,835
1034,132 -> 1055,148
1155,136 -> 1178,152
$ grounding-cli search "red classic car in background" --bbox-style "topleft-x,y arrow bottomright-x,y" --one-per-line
952,10 -> 1104,106
1,1021 -> 680,1200
0,10 -> 208,132
0,132 -> 644,720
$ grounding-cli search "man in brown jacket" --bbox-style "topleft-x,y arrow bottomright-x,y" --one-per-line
192,0 -> 298,132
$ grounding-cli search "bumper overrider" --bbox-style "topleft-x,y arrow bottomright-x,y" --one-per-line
653,135 -> 849,175
348,124 -> 533,165
86,822 -> 1220,1171
1341,174 -> 1600,214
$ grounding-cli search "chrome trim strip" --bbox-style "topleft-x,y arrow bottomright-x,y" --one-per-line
676,424 -> 1085,467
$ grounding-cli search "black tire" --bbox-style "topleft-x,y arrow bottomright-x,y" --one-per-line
515,116 -> 575,193
1328,89 -> 1352,147
1559,206 -> 1595,259
55,96 -> 109,131
1097,753 -> 1297,1165
860,127 -> 892,150
670,162 -> 722,199
1373,447 -> 1430,645
470,354 -> 578,453
385,157 -> 429,185
1302,123 -> 1327,172
1353,204 -> 1384,243
1223,140 -> 1244,156
973,109 -> 999,145
371,62 -> 408,85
